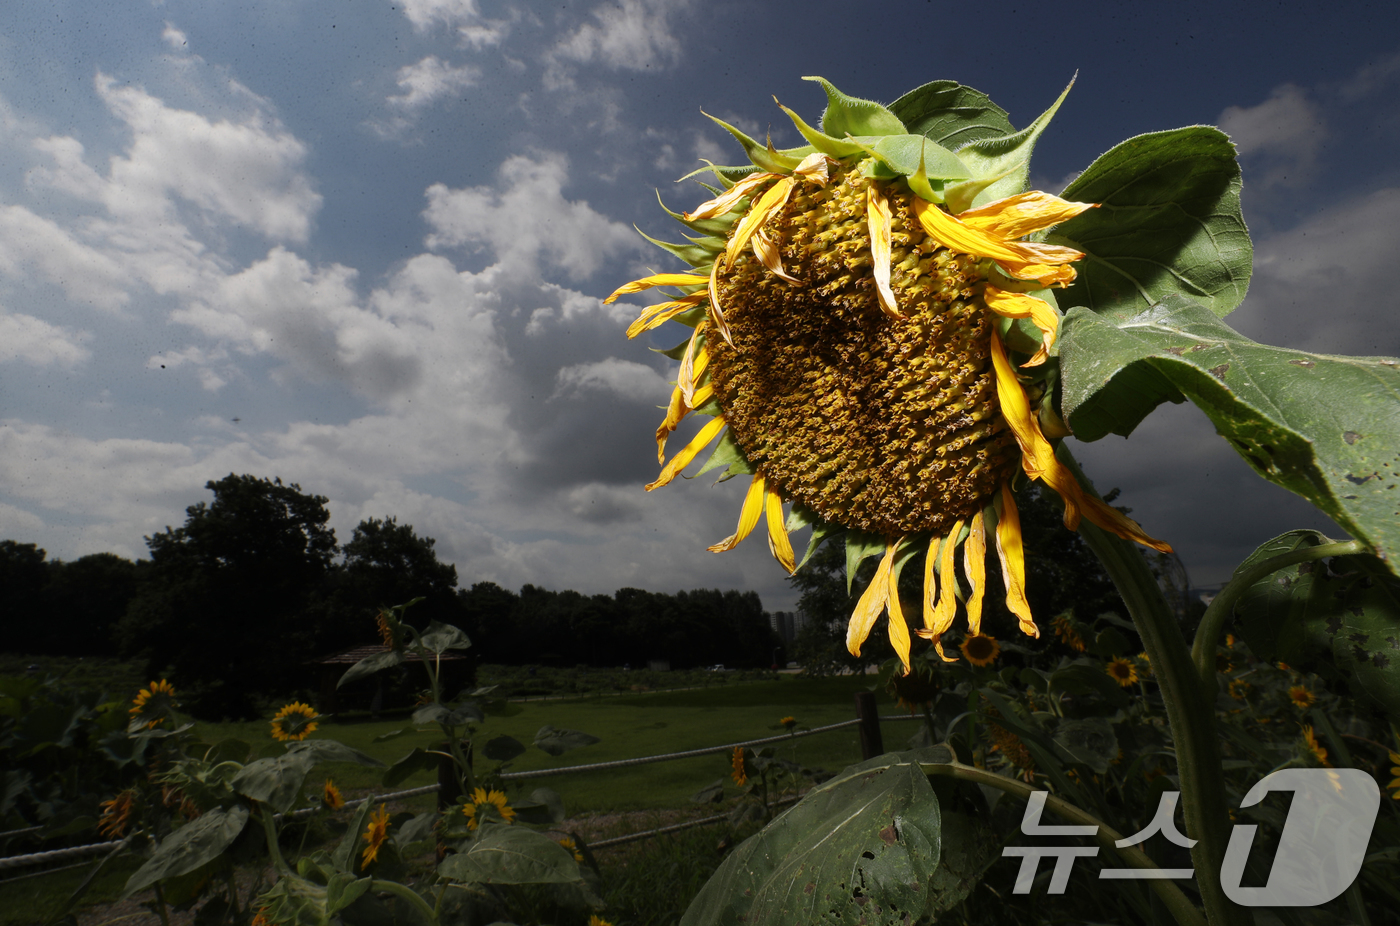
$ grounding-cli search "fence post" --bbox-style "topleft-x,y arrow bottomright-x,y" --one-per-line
854,692 -> 883,759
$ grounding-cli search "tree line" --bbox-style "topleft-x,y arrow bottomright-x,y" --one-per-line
1,474 -> 780,718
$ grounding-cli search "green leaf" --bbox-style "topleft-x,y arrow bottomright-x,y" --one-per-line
804,77 -> 906,138
438,825 -> 583,885
412,701 -> 484,727
887,81 -> 1014,149
286,739 -> 384,768
1058,295 -> 1400,573
692,779 -> 725,804
483,734 -> 527,762
636,227 -> 720,270
325,873 -> 372,918
1053,717 -> 1119,774
786,504 -> 842,572
1050,127 -> 1251,322
863,135 -> 970,181
1046,661 -> 1129,708
382,746 -> 441,788
533,725 -> 600,757
418,620 -> 472,654
231,752 -> 318,814
334,799 -> 377,874
955,76 -> 1073,209
680,750 -> 954,926
695,428 -> 755,483
1233,530 -> 1400,719
392,810 -> 440,849
123,806 -> 249,897
703,112 -> 800,173
337,648 -> 404,689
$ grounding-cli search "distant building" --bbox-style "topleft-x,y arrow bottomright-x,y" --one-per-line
769,610 -> 803,647
647,659 -> 670,672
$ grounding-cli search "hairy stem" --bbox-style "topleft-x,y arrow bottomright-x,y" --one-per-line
1189,539 -> 1363,692
1059,446 -> 1247,926
921,759 -> 1205,926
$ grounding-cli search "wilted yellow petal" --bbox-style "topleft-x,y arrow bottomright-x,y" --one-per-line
957,191 -> 1096,240
684,172 -> 777,221
627,293 -> 707,340
983,286 -> 1058,365
921,534 -> 938,630
751,229 -> 802,284
847,543 -> 896,658
995,484 -> 1038,637
655,386 -> 686,463
1082,496 -> 1175,554
646,416 -> 726,491
707,258 -> 734,347
932,521 -> 963,638
963,512 -> 987,636
867,185 -> 901,319
765,486 -> 796,574
911,199 -> 1082,287
676,327 -> 702,405
725,176 -> 796,269
606,272 -> 707,304
708,473 -> 766,552
885,543 -> 912,675
791,151 -> 834,186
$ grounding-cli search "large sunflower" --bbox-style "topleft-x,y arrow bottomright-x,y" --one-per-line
610,78 -> 1169,673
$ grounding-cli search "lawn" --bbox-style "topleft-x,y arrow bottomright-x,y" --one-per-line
192,673 -> 916,815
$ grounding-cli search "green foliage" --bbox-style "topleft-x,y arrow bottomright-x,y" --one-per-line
1059,295 -> 1400,573
887,80 -> 1014,149
122,805 -> 249,896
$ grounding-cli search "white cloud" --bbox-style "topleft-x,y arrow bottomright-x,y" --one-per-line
396,0 -> 510,47
544,0 -> 688,88
387,56 -> 482,110
1218,84 -> 1322,186
0,311 -> 91,366
553,358 -> 667,402
423,151 -> 640,279
162,22 -> 189,51
0,205 -> 131,310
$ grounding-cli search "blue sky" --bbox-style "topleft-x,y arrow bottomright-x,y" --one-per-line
1,0 -> 1397,612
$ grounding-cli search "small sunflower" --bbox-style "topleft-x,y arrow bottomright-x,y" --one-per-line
986,709 -> 1034,781
462,787 -> 516,830
588,918 -> 614,926
1135,651 -> 1152,675
960,633 -> 1000,667
1228,678 -> 1252,701
375,610 -> 399,648
250,910 -> 273,926
1050,614 -> 1086,652
1288,685 -> 1315,710
323,779 -> 345,810
559,836 -> 585,862
1301,726 -> 1331,767
269,702 -> 319,742
612,77 -> 1170,677
779,715 -> 798,730
361,804 -> 390,866
98,789 -> 137,838
731,746 -> 748,787
1106,657 -> 1138,688
1386,751 -> 1400,800
129,679 -> 177,729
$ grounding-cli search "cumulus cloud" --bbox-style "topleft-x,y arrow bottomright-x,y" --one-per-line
396,0 -> 511,47
553,358 -> 668,402
1218,84 -> 1323,186
0,311 -> 91,366
544,0 -> 689,88
0,206 -> 131,311
423,151 -> 641,279
387,56 -> 482,110
161,22 -> 189,51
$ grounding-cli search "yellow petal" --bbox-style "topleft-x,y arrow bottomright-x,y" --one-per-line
765,486 -> 796,574
885,543 -> 912,675
725,176 -> 796,269
983,286 -> 1058,366
963,512 -> 987,636
932,521 -> 963,638
626,293 -> 707,340
847,543 -> 896,657
683,172 -> 778,221
911,199 -> 1082,286
791,151 -> 835,186
655,386 -> 687,463
921,533 -> 938,630
1081,495 -> 1175,554
708,473 -> 766,552
867,184 -> 901,319
646,416 -> 726,491
606,272 -> 708,304
707,258 -> 734,347
751,228 -> 802,284
995,484 -> 1038,637
957,191 -> 1096,240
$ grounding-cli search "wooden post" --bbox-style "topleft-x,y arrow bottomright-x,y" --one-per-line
854,691 -> 883,760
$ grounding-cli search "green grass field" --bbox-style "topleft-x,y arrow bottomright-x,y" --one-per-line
195,673 -> 914,814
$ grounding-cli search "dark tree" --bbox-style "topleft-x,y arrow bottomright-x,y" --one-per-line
1,541 -> 50,654
117,475 -> 337,719
42,553 -> 140,655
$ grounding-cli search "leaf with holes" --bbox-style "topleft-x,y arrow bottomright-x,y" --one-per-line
1049,127 -> 1251,322
1059,295 -> 1400,574
1232,529 -> 1400,720
680,750 -> 959,926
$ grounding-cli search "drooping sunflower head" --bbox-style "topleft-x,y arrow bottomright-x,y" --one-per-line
361,803 -> 391,866
731,746 -> 749,786
129,679 -> 178,730
1300,726 -> 1331,768
463,787 -> 515,829
270,702 -> 319,742
1106,657 -> 1138,688
323,778 -> 345,810
98,789 -> 138,838
779,715 -> 798,730
960,633 -> 1000,667
614,77 -> 1170,677
1050,613 -> 1086,652
559,836 -> 585,862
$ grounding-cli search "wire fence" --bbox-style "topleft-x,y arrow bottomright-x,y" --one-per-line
0,712 -> 920,881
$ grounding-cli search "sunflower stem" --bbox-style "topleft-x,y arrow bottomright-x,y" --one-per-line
921,759 -> 1205,926
1058,446 -> 1247,926
370,879 -> 439,924
1189,539 -> 1364,693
